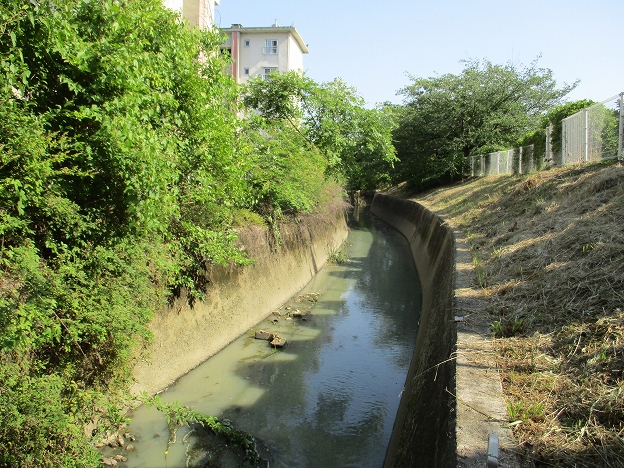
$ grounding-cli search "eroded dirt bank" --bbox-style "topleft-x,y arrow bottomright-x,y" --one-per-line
132,204 -> 348,395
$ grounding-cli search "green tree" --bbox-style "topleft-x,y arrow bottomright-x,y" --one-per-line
242,71 -> 396,191
393,58 -> 576,189
237,114 -> 328,218
238,72 -> 329,220
0,0 -> 247,464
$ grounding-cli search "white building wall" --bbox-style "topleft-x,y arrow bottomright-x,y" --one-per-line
163,0 -> 219,29
163,0 -> 183,11
286,35 -> 304,71
205,0 -> 219,26
223,27 -> 307,83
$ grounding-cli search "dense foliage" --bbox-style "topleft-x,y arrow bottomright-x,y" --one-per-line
0,0 -> 251,464
0,0 -> 395,464
242,71 -> 397,191
518,99 -> 595,166
392,58 -> 576,189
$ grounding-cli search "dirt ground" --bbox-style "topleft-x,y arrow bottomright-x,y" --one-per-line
409,161 -> 624,467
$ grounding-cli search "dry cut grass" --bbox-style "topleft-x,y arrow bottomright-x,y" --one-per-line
415,161 -> 624,467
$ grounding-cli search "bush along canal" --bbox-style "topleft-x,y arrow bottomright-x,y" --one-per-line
115,208 -> 422,468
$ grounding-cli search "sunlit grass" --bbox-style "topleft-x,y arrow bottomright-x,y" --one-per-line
414,162 -> 624,467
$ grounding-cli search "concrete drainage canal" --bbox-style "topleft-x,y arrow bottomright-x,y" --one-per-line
106,205 -> 444,467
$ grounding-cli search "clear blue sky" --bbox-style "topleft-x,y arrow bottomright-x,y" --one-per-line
215,0 -> 623,108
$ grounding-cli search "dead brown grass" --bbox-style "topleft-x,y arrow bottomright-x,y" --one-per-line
416,161 -> 624,467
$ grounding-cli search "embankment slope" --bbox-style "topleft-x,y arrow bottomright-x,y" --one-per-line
410,162 -> 624,467
133,205 -> 348,395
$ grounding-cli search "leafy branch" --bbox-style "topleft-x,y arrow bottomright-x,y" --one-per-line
141,394 -> 262,465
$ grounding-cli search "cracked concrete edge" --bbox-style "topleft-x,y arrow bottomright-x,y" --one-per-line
450,223 -> 521,468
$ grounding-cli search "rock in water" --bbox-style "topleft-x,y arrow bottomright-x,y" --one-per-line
270,335 -> 287,348
254,330 -> 273,340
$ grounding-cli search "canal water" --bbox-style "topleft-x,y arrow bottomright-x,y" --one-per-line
122,208 -> 421,468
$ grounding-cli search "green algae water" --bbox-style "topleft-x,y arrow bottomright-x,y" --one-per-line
121,208 -> 421,467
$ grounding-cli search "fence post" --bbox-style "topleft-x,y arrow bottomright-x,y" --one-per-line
584,109 -> 589,163
618,92 -> 623,161
562,120 -> 566,166
545,125 -> 552,167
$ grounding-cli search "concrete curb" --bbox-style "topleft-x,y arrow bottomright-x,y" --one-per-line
451,225 -> 519,468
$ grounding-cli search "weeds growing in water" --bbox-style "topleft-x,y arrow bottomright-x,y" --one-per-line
327,244 -> 349,264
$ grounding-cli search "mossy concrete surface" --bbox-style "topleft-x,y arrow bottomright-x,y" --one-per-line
372,193 -> 518,468
132,206 -> 348,396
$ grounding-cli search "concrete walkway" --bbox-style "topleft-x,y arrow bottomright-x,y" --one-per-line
435,210 -> 520,468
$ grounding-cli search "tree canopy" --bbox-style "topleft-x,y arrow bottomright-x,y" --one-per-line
0,0 -> 248,464
242,71 -> 397,190
393,58 -> 577,189
0,0 -> 396,463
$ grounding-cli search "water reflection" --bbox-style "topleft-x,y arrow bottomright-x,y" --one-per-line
123,208 -> 421,468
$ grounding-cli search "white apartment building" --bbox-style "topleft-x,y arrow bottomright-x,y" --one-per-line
163,0 -> 220,29
221,23 -> 309,83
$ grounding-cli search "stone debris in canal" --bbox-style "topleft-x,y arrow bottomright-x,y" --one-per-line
254,330 -> 274,340
274,292 -> 320,318
254,329 -> 286,347
270,335 -> 287,348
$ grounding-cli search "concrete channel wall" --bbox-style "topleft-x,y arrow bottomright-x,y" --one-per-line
371,194 -> 458,468
132,206 -> 348,395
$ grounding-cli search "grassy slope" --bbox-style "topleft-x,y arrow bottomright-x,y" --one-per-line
412,161 -> 624,467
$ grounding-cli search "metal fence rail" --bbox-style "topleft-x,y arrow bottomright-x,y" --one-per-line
469,145 -> 535,177
561,94 -> 622,164
469,92 -> 623,177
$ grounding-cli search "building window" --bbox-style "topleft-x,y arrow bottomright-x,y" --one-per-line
263,68 -> 277,80
244,67 -> 250,75
263,39 -> 278,54
244,39 -> 250,47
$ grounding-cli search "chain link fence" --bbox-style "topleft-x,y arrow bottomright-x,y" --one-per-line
468,145 -> 536,177
469,92 -> 623,177
560,94 -> 622,164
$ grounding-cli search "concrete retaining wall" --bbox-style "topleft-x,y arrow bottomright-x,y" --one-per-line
371,194 -> 457,468
132,206 -> 348,395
